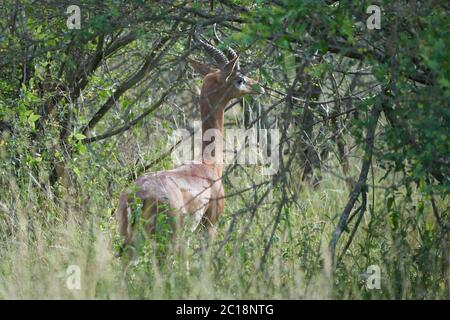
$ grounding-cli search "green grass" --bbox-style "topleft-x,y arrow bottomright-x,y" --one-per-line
0,154 -> 447,299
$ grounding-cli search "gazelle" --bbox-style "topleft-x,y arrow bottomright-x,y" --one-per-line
116,33 -> 264,257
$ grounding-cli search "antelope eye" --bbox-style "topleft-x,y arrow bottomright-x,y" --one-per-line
237,77 -> 246,85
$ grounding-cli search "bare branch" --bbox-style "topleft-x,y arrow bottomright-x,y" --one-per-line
328,103 -> 381,264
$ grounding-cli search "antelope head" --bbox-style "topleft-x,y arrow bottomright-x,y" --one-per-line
187,32 -> 264,105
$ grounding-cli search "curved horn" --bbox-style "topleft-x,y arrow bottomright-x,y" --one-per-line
213,24 -> 240,70
194,31 -> 229,67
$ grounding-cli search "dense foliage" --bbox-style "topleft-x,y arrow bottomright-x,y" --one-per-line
0,0 -> 448,299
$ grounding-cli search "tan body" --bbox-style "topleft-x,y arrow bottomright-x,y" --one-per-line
117,160 -> 223,245
116,36 -> 263,256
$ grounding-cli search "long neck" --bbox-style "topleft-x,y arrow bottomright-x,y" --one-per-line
200,80 -> 231,178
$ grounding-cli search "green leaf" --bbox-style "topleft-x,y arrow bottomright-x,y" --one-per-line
27,113 -> 40,130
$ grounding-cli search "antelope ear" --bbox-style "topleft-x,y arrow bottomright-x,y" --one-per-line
222,56 -> 239,82
187,57 -> 217,76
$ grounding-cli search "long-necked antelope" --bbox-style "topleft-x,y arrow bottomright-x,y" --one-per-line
116,32 -> 264,257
